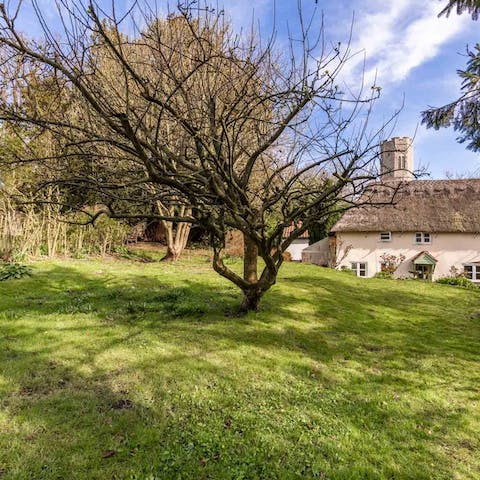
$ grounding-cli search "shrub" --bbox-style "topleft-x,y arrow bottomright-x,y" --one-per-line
0,263 -> 33,281
340,266 -> 355,275
436,276 -> 478,289
379,253 -> 406,275
374,271 -> 394,280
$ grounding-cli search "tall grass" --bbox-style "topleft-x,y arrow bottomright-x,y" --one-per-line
0,189 -> 129,260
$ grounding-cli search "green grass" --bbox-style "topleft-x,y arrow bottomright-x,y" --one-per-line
0,251 -> 479,479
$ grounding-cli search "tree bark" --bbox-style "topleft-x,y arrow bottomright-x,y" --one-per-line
243,235 -> 258,283
240,287 -> 263,312
240,235 -> 262,311
158,204 -> 191,262
161,245 -> 181,262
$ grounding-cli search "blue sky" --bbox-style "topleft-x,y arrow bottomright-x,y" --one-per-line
16,0 -> 480,178
223,0 -> 480,178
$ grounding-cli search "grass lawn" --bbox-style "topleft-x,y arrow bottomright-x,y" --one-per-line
0,250 -> 479,479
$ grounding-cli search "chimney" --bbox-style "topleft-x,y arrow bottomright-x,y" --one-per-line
380,137 -> 414,180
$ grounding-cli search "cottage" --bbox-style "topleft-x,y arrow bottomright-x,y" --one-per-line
283,223 -> 310,261
305,137 -> 480,282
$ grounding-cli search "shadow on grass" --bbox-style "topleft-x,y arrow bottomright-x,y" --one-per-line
0,264 -> 479,479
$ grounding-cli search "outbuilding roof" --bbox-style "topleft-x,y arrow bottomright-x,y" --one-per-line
282,223 -> 309,239
332,179 -> 480,233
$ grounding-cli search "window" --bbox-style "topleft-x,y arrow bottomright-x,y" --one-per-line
351,262 -> 367,277
379,232 -> 392,242
464,265 -> 480,282
415,232 -> 431,244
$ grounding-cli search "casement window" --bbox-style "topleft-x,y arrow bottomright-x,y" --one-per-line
415,232 -> 431,244
464,265 -> 480,282
379,232 -> 392,242
351,262 -> 367,277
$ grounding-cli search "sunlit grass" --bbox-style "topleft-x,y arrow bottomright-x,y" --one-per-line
0,251 -> 479,479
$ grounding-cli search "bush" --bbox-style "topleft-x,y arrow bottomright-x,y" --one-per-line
374,271 -> 394,280
379,253 -> 406,275
0,262 -> 33,281
340,266 -> 355,275
436,276 -> 478,289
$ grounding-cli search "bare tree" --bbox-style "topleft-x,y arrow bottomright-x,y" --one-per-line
0,1 -> 399,311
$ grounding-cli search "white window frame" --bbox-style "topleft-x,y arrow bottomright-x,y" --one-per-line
464,264 -> 480,283
351,262 -> 367,277
415,232 -> 431,245
379,231 -> 392,242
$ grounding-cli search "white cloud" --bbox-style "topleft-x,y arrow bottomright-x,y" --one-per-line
340,1 -> 471,90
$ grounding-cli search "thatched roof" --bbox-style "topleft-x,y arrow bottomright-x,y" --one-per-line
332,179 -> 480,233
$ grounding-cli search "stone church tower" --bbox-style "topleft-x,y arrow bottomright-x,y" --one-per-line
380,137 -> 414,180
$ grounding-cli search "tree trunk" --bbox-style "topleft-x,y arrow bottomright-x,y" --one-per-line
240,287 -> 263,312
211,236 -> 278,313
161,245 -> 181,262
159,207 -> 192,262
243,235 -> 258,283
240,235 -> 261,311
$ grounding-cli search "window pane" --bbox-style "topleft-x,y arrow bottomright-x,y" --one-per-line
359,263 -> 367,277
475,267 -> 480,281
464,266 -> 473,279
415,233 -> 422,243
423,233 -> 431,243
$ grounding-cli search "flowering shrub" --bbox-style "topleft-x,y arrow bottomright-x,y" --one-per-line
379,253 -> 406,275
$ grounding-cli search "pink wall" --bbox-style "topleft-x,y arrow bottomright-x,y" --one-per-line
335,231 -> 480,279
